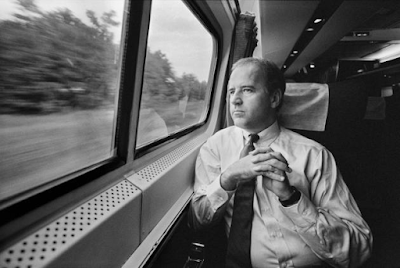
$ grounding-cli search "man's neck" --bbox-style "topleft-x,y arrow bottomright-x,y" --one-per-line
241,119 -> 277,134
240,120 -> 278,135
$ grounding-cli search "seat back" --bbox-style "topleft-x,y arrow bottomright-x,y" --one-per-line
286,78 -> 375,210
291,77 -> 368,152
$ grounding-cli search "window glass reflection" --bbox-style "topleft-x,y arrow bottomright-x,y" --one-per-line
137,0 -> 214,148
0,0 -> 125,200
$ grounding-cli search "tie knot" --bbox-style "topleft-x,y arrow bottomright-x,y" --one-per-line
240,134 -> 259,158
249,134 -> 259,143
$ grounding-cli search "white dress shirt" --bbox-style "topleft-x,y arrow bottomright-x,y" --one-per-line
191,121 -> 372,268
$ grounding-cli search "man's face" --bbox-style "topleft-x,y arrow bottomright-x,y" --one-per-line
228,64 -> 277,133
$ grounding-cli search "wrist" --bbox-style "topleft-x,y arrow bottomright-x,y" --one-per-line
220,170 -> 237,191
279,187 -> 295,201
279,186 -> 301,207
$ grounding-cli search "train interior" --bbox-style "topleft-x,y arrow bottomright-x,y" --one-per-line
151,1 -> 400,267
0,0 -> 399,268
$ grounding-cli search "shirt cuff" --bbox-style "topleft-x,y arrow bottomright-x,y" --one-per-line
280,193 -> 319,228
206,175 -> 234,211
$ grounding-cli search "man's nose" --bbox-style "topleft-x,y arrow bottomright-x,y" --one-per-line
230,90 -> 242,105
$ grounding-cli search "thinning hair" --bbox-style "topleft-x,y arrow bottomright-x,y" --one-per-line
231,57 -> 286,109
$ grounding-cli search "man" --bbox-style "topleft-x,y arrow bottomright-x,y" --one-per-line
190,57 -> 372,268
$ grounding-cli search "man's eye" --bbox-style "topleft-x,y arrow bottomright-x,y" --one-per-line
228,89 -> 235,95
243,88 -> 253,93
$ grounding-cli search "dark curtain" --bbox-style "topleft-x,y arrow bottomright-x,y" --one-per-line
225,12 -> 259,128
232,12 -> 258,64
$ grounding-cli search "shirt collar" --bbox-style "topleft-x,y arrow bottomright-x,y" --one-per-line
239,120 -> 280,144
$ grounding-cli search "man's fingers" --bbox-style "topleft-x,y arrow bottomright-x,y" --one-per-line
269,152 -> 290,166
250,147 -> 273,155
254,163 -> 290,176
249,147 -> 292,173
252,155 -> 292,173
262,171 -> 285,181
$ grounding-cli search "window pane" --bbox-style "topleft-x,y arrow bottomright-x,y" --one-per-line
136,0 -> 214,148
0,0 -> 125,200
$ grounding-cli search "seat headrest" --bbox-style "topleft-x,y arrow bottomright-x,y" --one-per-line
287,78 -> 369,152
279,78 -> 368,132
278,83 -> 329,131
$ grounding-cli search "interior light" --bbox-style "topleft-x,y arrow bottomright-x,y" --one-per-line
293,50 -> 298,54
363,43 -> 400,62
313,18 -> 323,24
355,32 -> 369,37
306,27 -> 314,32
309,63 -> 315,68
381,86 -> 393,97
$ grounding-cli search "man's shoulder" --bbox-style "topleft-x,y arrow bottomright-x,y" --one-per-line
203,126 -> 241,149
280,127 -> 325,151
210,126 -> 240,140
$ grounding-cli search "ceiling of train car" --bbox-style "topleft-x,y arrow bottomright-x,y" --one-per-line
258,0 -> 400,79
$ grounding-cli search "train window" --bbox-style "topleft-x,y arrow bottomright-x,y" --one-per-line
136,0 -> 214,148
0,0 -> 125,200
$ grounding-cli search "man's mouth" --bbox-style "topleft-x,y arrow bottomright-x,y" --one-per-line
232,110 -> 244,116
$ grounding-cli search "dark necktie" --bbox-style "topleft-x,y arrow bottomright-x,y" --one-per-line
226,133 -> 259,268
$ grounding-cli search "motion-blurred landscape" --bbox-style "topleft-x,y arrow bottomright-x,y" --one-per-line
0,0 -> 209,199
0,110 -> 114,198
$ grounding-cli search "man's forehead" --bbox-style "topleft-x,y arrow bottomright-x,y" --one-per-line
233,63 -> 260,74
228,64 -> 263,86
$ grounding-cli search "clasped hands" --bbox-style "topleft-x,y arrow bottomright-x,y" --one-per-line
221,147 -> 293,200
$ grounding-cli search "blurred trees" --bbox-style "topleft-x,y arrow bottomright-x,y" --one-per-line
0,0 -> 119,113
142,49 -> 179,109
178,73 -> 207,102
0,0 -> 207,115
142,48 -> 207,108
141,48 -> 207,129
142,49 -> 206,109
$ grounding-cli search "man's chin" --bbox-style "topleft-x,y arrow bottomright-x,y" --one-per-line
232,119 -> 248,129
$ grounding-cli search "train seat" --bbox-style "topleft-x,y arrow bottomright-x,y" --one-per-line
279,82 -> 330,132
280,78 -> 368,153
280,78 -> 371,209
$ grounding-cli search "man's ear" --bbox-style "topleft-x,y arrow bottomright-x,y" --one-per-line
270,89 -> 283,109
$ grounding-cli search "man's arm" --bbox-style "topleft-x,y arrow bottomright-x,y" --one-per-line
190,140 -> 234,230
281,148 -> 373,268
190,140 -> 293,230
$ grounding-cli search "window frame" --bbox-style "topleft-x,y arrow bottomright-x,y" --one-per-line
133,0 -> 220,158
0,0 -> 149,249
0,0 -> 223,251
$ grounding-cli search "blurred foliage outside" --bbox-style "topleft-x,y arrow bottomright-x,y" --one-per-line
141,48 -> 208,137
0,0 -> 211,196
0,0 -> 208,125
0,0 -> 120,114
